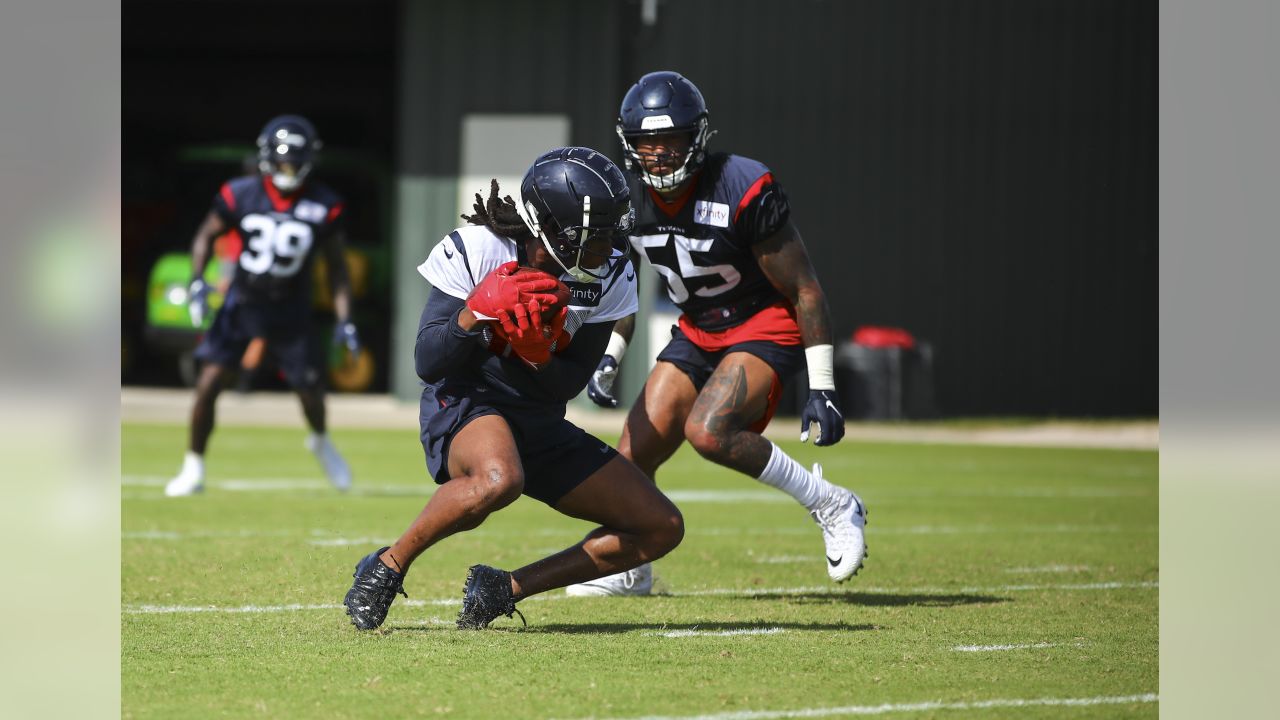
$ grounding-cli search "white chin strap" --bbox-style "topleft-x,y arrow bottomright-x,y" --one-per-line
639,158 -> 693,190
534,195 -> 606,282
540,234 -> 597,282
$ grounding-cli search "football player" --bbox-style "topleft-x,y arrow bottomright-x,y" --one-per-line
571,71 -> 867,595
342,147 -> 683,630
163,115 -> 361,496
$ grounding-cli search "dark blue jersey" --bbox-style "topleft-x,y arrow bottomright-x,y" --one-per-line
628,153 -> 792,330
211,175 -> 345,304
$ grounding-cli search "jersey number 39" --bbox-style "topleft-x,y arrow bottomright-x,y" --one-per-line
239,213 -> 314,277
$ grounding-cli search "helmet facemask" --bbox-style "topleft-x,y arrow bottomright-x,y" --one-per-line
257,123 -> 319,193
522,196 -> 635,283
618,116 -> 712,191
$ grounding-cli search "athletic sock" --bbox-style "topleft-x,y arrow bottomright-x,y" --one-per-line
182,451 -> 204,478
755,442 -> 831,511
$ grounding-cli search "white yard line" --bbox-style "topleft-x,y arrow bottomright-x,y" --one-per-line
558,694 -> 1158,720
1004,564 -> 1091,573
122,529 -> 295,540
654,627 -> 786,638
122,475 -> 427,495
664,490 -> 790,503
307,537 -> 398,547
123,580 -> 1156,615
873,524 -> 1155,535
126,602 -> 344,614
952,642 -> 1060,652
126,597 -> 461,615
122,475 -> 322,488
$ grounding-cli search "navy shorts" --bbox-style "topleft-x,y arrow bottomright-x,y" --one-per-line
656,325 -> 806,391
419,383 -> 619,506
194,290 -> 322,390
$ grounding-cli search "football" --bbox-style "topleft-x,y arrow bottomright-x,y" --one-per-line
512,265 -> 571,319
482,266 -> 571,357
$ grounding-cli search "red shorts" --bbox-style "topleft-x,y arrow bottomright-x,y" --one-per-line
677,302 -> 804,351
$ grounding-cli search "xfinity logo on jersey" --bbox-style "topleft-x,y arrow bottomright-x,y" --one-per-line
564,281 -> 602,307
694,200 -> 730,228
294,200 -> 328,223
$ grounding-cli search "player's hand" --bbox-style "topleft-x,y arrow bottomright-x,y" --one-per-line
188,279 -> 210,327
333,321 -> 361,356
466,261 -> 562,321
800,389 -> 845,446
587,355 -> 620,408
497,305 -> 567,370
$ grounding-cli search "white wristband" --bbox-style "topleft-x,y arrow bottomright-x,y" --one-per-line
605,331 -> 629,362
805,344 -> 835,391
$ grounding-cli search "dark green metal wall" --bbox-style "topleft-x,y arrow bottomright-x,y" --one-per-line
613,0 -> 1157,416
395,0 -> 1156,416
123,0 -> 1156,416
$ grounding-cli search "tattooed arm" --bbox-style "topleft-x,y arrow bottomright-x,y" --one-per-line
753,220 -> 846,445
752,221 -> 834,349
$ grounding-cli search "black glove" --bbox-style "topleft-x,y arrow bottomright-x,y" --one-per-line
333,321 -> 361,356
586,355 -> 620,408
800,389 -> 845,446
188,278 -> 210,327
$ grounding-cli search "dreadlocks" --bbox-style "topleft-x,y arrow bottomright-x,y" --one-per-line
462,179 -> 533,242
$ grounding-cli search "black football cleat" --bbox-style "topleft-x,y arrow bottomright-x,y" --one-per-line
344,546 -> 407,630
456,564 -> 525,630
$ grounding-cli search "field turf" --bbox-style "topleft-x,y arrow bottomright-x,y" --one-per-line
122,422 -> 1157,719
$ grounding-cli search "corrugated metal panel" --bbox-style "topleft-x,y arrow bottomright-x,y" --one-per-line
617,0 -> 1156,415
401,0 -> 625,175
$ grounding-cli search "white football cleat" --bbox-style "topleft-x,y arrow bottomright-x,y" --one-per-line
164,453 -> 205,497
809,463 -> 867,582
565,563 -> 653,597
306,433 -> 352,492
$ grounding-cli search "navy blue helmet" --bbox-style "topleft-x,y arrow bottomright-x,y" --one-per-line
256,115 -> 322,193
519,146 -> 633,282
616,71 -> 714,190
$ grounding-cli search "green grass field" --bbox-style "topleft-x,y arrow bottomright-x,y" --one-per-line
122,422 -> 1157,719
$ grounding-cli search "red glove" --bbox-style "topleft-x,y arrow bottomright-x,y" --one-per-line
484,305 -> 574,362
466,261 -> 562,321
496,306 -> 569,370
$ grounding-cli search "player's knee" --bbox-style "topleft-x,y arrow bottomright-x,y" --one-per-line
657,507 -> 685,557
295,387 -> 324,407
640,503 -> 684,560
684,419 -> 730,463
194,373 -> 225,401
463,461 -> 525,514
